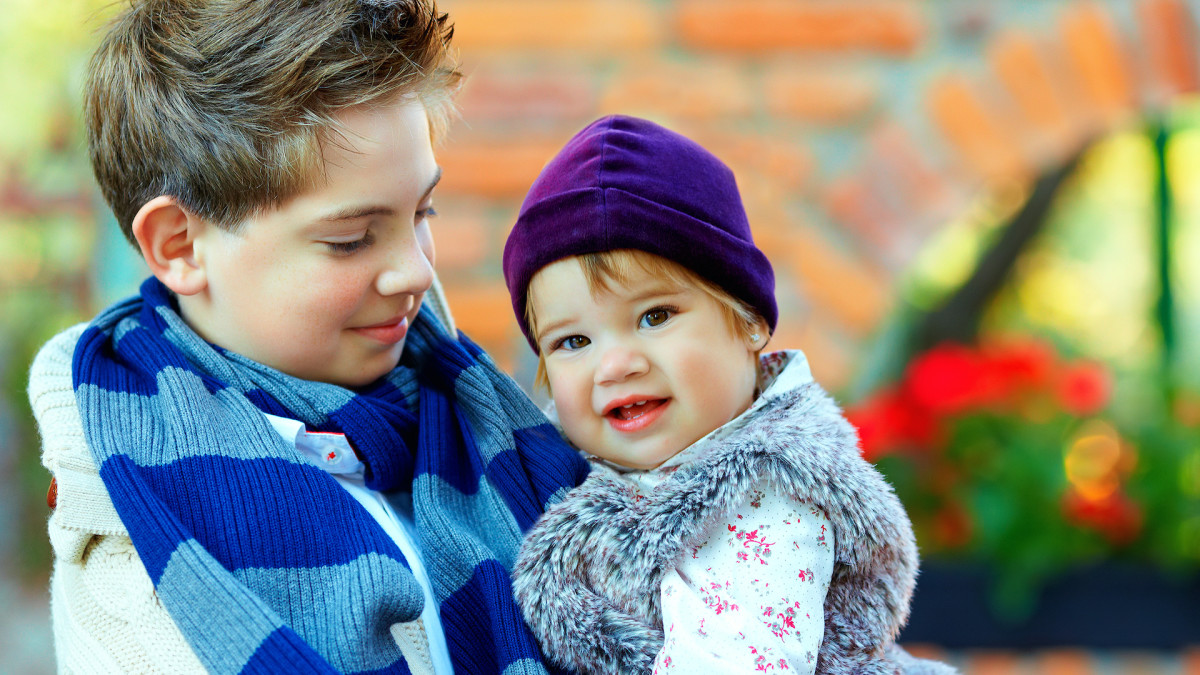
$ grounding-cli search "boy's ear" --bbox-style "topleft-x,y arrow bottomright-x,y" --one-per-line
131,196 -> 207,296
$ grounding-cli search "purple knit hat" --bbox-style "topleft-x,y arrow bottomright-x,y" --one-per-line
503,115 -> 776,351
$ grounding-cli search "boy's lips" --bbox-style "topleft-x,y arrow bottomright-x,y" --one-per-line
604,396 -> 669,433
352,316 -> 409,344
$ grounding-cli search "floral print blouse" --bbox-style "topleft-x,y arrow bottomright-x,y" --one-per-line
594,352 -> 836,673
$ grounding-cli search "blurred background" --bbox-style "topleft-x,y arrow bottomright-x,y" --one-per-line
2,0 -> 1199,672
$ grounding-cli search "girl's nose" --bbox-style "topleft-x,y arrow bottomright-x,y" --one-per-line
594,343 -> 650,385
376,234 -> 434,297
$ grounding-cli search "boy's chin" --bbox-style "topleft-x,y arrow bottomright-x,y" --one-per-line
320,354 -> 405,390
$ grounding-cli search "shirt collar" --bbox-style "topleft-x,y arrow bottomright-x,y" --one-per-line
262,413 -> 366,476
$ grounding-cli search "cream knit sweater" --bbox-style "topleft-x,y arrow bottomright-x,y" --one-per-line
28,281 -> 458,674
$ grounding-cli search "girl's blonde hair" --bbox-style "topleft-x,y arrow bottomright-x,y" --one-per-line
525,249 -> 766,391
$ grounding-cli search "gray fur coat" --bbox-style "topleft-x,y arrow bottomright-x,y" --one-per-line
513,372 -> 956,675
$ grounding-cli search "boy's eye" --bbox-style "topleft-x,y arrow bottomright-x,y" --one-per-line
416,206 -> 438,223
324,231 -> 375,255
552,335 -> 591,352
640,307 -> 673,328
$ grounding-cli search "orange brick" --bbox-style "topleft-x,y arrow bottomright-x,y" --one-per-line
445,0 -> 663,52
763,65 -> 879,124
441,280 -> 521,367
1182,646 -> 1200,675
824,175 -> 901,260
430,201 -> 491,271
902,644 -> 953,666
988,31 -> 1081,163
1061,2 -> 1136,125
963,650 -> 1022,675
865,122 -> 956,223
675,0 -> 924,55
599,60 -> 754,120
1137,0 -> 1200,101
1034,649 -> 1092,675
456,67 -> 597,125
676,125 -> 813,193
768,312 -> 858,392
783,227 -> 890,338
437,133 -> 568,198
1111,652 -> 1170,675
749,211 -> 799,267
927,74 -> 1031,182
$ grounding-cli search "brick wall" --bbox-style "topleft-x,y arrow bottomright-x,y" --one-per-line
431,0 -> 1199,392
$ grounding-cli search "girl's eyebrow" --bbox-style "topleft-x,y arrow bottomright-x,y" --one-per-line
535,315 -> 576,342
537,284 -> 684,339
618,284 -> 686,304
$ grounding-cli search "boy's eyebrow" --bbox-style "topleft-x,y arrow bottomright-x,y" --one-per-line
310,166 -> 443,224
316,204 -> 397,223
420,166 -> 443,201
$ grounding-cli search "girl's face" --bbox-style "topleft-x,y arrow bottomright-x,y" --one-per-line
530,257 -> 761,469
179,99 -> 440,387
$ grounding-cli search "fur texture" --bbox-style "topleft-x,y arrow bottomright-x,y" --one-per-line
513,380 -> 957,675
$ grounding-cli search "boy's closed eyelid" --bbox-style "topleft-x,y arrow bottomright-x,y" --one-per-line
323,230 -> 375,254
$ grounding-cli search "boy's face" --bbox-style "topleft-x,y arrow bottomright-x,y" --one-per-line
181,99 -> 439,387
530,257 -> 759,470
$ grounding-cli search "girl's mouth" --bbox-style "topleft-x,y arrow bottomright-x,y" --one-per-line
606,398 -> 669,433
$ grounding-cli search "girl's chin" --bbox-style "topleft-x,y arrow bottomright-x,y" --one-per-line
585,447 -> 682,471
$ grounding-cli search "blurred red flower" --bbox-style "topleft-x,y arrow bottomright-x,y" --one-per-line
1056,360 -> 1112,416
979,338 -> 1057,408
1061,488 -> 1143,545
904,343 -> 985,414
932,501 -> 973,548
846,387 -> 939,461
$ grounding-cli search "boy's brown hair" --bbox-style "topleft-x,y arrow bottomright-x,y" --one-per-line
86,0 -> 460,244
526,249 -> 766,390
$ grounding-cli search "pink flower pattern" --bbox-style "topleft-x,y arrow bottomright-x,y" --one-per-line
649,482 -> 834,674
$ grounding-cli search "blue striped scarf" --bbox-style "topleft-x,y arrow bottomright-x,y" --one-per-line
72,277 -> 589,674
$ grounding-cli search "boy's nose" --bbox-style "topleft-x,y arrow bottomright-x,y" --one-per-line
375,237 -> 434,297
594,343 -> 649,385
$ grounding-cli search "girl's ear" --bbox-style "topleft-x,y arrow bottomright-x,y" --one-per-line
746,317 -> 771,351
131,196 -> 208,296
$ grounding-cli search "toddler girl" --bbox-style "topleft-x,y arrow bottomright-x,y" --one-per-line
504,115 -> 954,675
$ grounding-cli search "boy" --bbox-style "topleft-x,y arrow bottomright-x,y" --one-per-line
504,116 -> 955,674
28,1 -> 588,672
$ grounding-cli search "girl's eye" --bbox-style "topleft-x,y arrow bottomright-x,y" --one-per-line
640,307 -> 674,328
324,231 -> 375,255
416,206 -> 438,223
552,335 -> 591,352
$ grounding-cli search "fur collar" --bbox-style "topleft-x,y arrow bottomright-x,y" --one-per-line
514,375 -> 956,675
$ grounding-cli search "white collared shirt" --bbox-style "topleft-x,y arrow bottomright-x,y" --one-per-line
263,413 -> 453,675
